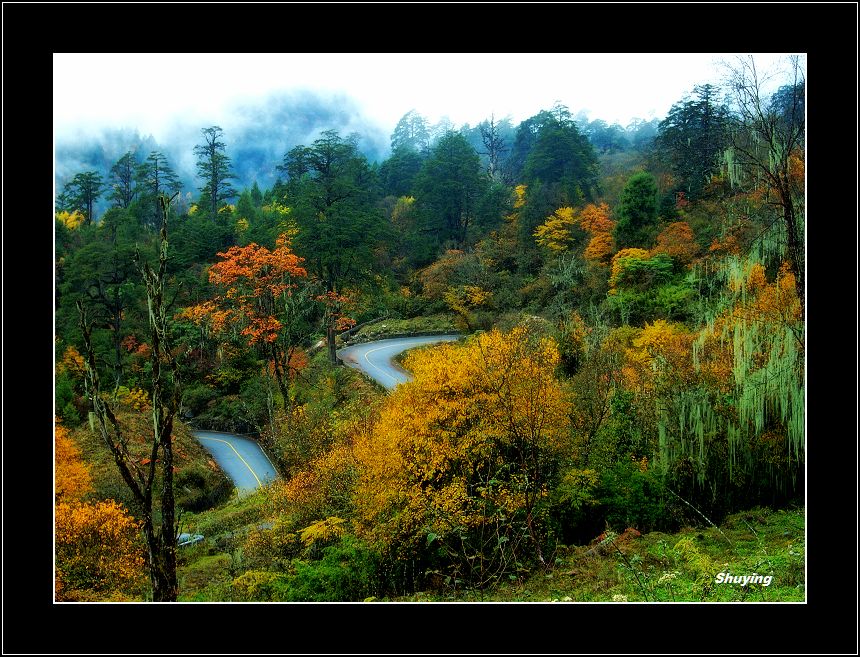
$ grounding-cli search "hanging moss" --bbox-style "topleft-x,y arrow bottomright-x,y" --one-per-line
658,251 -> 804,494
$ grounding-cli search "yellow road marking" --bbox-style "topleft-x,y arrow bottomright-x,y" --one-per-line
198,436 -> 262,487
362,344 -> 400,385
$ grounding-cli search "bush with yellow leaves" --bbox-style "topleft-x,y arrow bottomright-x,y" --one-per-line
354,327 -> 571,587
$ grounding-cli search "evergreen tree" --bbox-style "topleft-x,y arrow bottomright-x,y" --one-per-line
61,171 -> 104,225
108,151 -> 138,209
135,151 -> 180,228
282,130 -> 386,364
414,131 -> 486,248
614,171 -> 659,249
656,84 -> 729,199
194,126 -> 237,216
250,180 -> 263,207
378,146 -> 424,197
390,110 -> 431,153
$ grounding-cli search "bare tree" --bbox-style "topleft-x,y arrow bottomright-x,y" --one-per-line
78,193 -> 182,601
724,55 -> 805,315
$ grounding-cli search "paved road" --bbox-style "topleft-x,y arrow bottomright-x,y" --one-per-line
193,430 -> 279,495
337,335 -> 459,389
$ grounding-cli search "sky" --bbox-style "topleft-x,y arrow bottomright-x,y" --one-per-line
53,52 -> 801,142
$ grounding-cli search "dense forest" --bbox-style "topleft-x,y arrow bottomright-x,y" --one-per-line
54,56 -> 805,602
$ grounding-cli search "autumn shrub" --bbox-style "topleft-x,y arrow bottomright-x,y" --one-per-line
354,327 -> 571,590
55,419 -> 93,501
242,518 -> 303,572
231,569 -> 291,601
55,500 -> 146,600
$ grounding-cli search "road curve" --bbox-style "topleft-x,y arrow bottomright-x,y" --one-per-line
193,430 -> 278,495
337,335 -> 459,389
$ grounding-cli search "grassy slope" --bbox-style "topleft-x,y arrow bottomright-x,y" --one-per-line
345,314 -> 457,343
396,506 -> 805,602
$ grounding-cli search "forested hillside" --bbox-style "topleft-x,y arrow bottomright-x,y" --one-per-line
54,56 -> 805,602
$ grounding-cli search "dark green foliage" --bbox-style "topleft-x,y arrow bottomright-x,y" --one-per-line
168,211 -> 236,273
284,537 -> 381,601
56,228 -> 150,389
506,109 -> 556,182
56,372 -> 80,425
614,171 -> 659,248
584,119 -> 630,154
523,111 -> 599,204
250,181 -> 263,207
656,85 -> 729,199
607,283 -> 694,325
596,460 -> 685,533
378,146 -> 424,197
516,181 -> 554,273
473,180 -> 513,237
135,151 -> 181,229
194,126 -> 238,216
613,252 -> 674,290
285,131 -> 384,287
414,131 -> 486,248
181,383 -> 218,418
174,465 -> 233,513
61,171 -> 104,225
108,152 -> 139,209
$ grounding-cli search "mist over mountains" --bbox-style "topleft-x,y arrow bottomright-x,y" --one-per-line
54,90 -> 391,210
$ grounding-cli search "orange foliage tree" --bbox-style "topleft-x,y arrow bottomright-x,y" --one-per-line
197,234 -> 314,410
354,328 -> 570,585
651,221 -> 700,269
534,203 -> 616,267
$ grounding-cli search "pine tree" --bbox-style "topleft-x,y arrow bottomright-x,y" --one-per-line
194,126 -> 237,216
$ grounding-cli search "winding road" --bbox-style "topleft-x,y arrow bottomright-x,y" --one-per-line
193,336 -> 458,494
193,430 -> 279,496
337,335 -> 459,389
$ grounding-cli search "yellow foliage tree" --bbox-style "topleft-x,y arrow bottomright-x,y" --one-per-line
534,207 -> 576,253
443,284 -> 492,331
58,345 -> 86,378
354,328 -> 570,580
57,210 -> 85,230
55,418 -> 93,501
623,320 -> 695,394
55,499 -> 146,600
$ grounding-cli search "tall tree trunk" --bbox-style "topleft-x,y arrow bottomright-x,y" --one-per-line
158,417 -> 178,600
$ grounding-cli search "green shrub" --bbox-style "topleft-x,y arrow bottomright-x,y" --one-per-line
175,465 -> 233,512
595,460 -> 685,534
182,383 -> 218,417
283,536 -> 381,602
